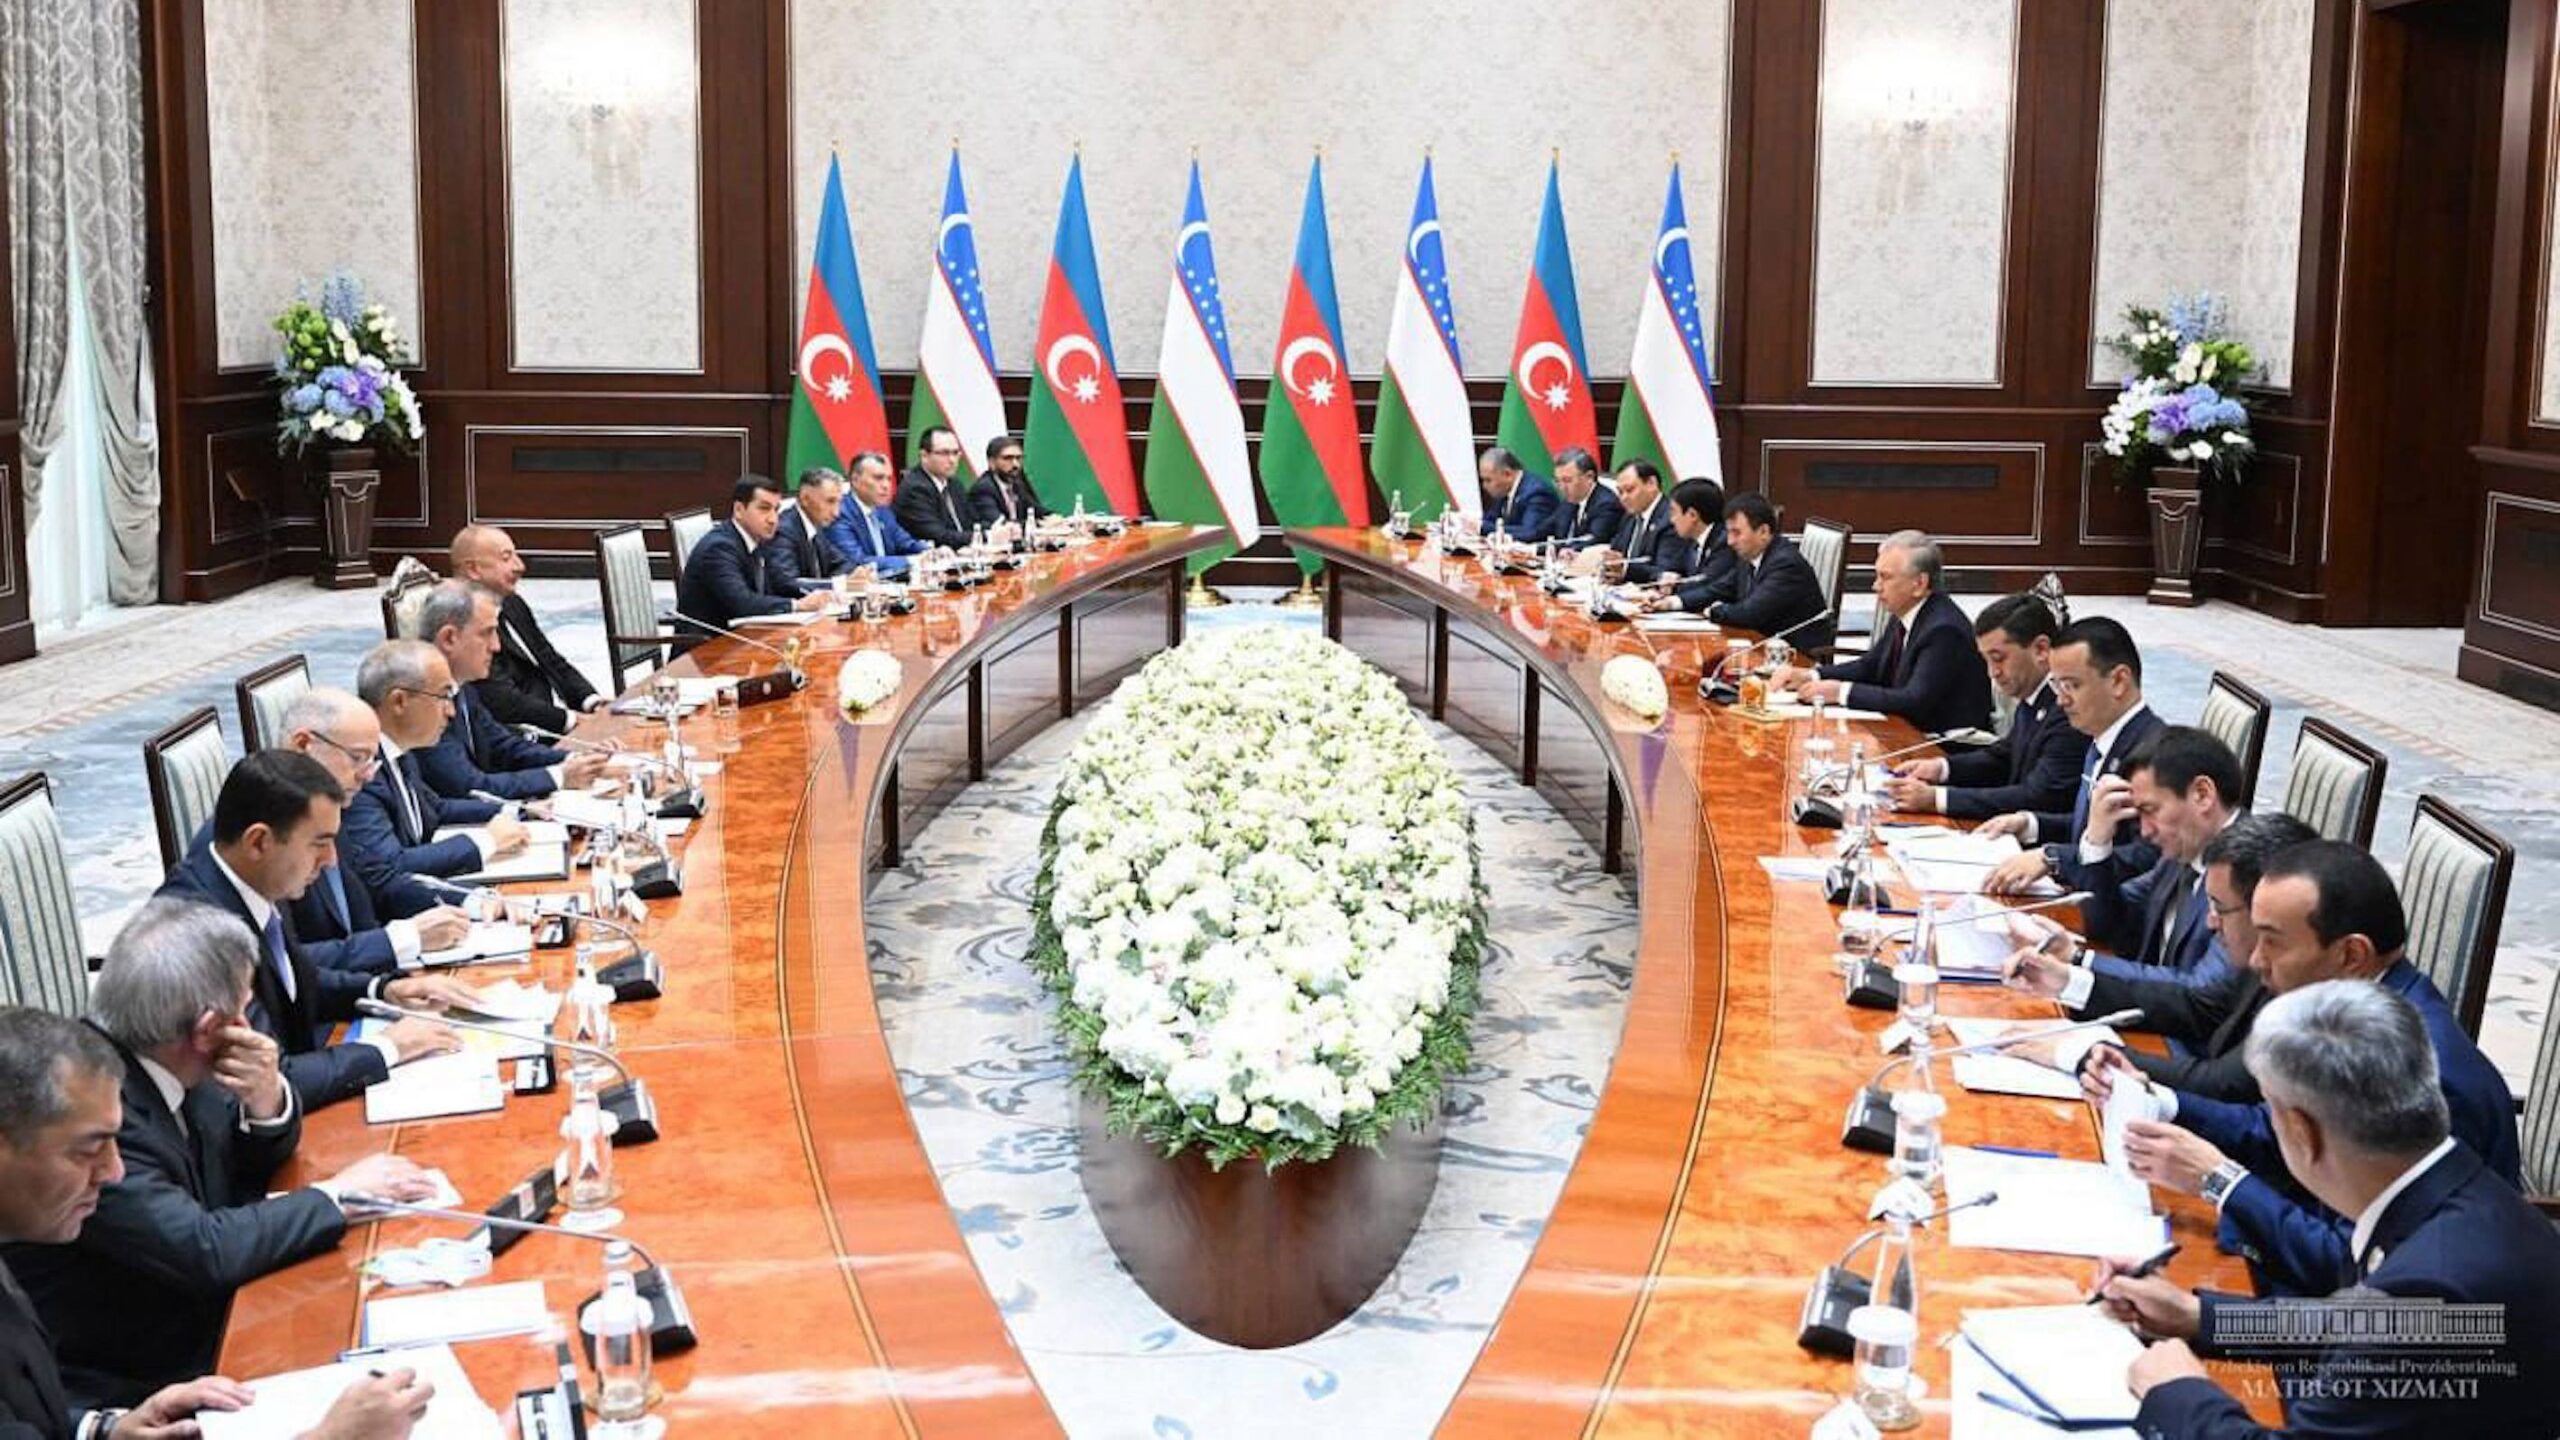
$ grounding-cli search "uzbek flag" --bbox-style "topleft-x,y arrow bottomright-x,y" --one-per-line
783,154 -> 888,484
1141,162 -> 1260,574
1494,158 -> 1598,476
1612,162 -> 1723,482
1371,157 -> 1477,523
908,148 -> 1007,474
1258,156 -> 1367,575
1022,156 -> 1138,516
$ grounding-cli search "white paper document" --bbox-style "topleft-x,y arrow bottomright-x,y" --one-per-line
1953,1305 -> 2142,1438
362,1052 -> 506,1125
361,1280 -> 552,1350
1632,612 -> 1720,632
1757,856 -> 1835,883
1940,1147 -> 2166,1258
1760,699 -> 1888,722
1888,830 -> 2063,897
444,843 -> 569,886
1922,894 -> 2038,979
456,980 -> 561,1024
416,923 -> 534,969
543,789 -> 624,830
196,1343 -> 502,1440
731,608 -> 825,627
2103,1077 -> 2173,1183
1942,1018 -> 2094,1101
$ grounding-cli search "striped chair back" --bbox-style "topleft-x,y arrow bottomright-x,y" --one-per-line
2398,795 -> 2513,1040
596,524 -> 668,691
144,707 -> 231,870
664,507 -> 715,588
236,653 -> 312,754
2280,717 -> 2386,847
0,774 -> 89,1015
2196,672 -> 2271,809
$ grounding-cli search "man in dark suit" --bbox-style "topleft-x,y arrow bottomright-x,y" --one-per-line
1777,530 -> 1990,735
1982,616 -> 2163,895
968,433 -> 1043,534
269,686 -> 473,977
1880,593 -> 2080,820
2048,813 -> 2320,1105
2003,728 -> 2251,1005
2101,981 -> 2560,1438
1549,446 -> 1624,550
1598,460 -> 1693,582
827,452 -> 930,579
2114,843 -> 2521,1303
893,427 -> 976,550
4,900 -> 439,1410
450,523 -> 601,733
1477,447 -> 1562,543
340,642 -> 530,916
1699,491 -> 1834,648
673,476 -> 833,648
768,468 -> 868,593
155,750 -> 472,1111
412,582 -> 606,802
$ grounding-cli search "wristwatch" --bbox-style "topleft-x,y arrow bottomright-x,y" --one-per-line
2200,1158 -> 2250,1209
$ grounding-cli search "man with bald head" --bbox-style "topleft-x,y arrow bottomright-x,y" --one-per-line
273,686 -> 475,974
338,642 -> 528,917
450,524 -> 602,731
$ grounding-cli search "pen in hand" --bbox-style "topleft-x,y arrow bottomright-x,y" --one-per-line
2086,1241 -> 2181,1304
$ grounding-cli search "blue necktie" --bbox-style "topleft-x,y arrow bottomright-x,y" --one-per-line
457,690 -> 481,764
322,865 -> 352,931
861,506 -> 882,557
261,909 -> 297,1002
2067,742 -> 2102,838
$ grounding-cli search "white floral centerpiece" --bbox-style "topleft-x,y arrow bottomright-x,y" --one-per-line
1034,626 -> 1486,1168
1600,654 -> 1669,722
837,649 -> 903,716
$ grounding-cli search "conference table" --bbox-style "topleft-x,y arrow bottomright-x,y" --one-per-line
221,522 -> 2272,1436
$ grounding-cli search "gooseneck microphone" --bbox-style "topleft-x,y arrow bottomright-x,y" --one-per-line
341,1194 -> 696,1356
666,611 -> 809,688
1839,1009 -> 2145,1155
1799,1189 -> 2001,1355
355,997 -> 661,1145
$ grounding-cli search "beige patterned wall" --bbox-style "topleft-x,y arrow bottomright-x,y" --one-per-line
203,0 -> 423,371
1810,0 -> 2019,386
2089,0 -> 2314,388
788,0 -> 1732,380
503,0 -> 703,371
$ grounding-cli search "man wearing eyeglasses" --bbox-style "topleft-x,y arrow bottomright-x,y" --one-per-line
271,686 -> 476,974
894,426 -> 977,550
338,642 -> 530,917
410,580 -> 610,802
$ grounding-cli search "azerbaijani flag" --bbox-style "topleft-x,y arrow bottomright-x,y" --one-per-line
783,154 -> 889,484
907,148 -> 1007,474
1141,161 -> 1260,574
1371,157 -> 1477,523
1612,162 -> 1723,482
1494,158 -> 1598,478
1258,156 -> 1367,575
1022,156 -> 1138,516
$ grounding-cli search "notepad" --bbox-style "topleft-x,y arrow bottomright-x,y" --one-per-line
1943,1018 -> 2094,1101
444,843 -> 569,885
363,1052 -> 506,1125
1953,1306 -> 2142,1438
361,1280 -> 552,1350
416,923 -> 535,969
1888,830 -> 2064,897
1941,1147 -> 2166,1258
456,980 -> 562,1024
196,1343 -> 502,1440
543,789 -> 626,831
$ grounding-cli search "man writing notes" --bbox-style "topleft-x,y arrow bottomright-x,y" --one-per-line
1774,530 -> 1989,735
412,581 -> 607,802
1477,446 -> 1561,542
3,901 -> 439,1411
827,451 -> 930,578
2099,982 -> 2559,1438
448,523 -> 600,733
894,427 -> 976,550
673,475 -> 831,648
1549,446 -> 1623,549
1878,593 -> 2080,819
1698,492 -> 1833,648
0,1007 -> 431,1438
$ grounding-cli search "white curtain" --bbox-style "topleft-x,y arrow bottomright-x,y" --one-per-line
24,244 -> 110,631
4,0 -> 161,605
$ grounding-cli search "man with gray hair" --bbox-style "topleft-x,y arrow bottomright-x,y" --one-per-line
411,580 -> 606,802
2098,981 -> 2560,1437
339,641 -> 528,917
1476,446 -> 1560,542
273,685 -> 473,969
0,1008 -> 430,1438
1775,527 -> 1991,735
2,901 -> 436,1411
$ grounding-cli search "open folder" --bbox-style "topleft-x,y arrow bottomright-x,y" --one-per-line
195,1342 -> 502,1439
1953,1305 -> 2142,1437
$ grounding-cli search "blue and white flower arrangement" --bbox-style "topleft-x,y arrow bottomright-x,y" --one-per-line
271,274 -> 423,454
2099,293 -> 2259,485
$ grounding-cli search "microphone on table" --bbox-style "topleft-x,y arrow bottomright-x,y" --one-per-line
668,610 -> 808,701
1840,891 -> 2094,1008
1793,733 -> 1961,830
355,997 -> 660,1145
523,726 -> 703,821
569,908 -> 662,1002
1799,1189 -> 2000,1356
1699,610 -> 1834,704
339,1194 -> 696,1356
1839,1008 -> 2143,1155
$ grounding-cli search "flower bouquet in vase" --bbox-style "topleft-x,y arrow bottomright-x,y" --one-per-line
2099,295 -> 2258,606
271,276 -> 424,589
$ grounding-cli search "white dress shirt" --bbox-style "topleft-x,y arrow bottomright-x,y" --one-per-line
2350,1136 -> 2458,1275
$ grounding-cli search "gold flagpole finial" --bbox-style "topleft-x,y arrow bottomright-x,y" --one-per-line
1670,147 -> 1682,165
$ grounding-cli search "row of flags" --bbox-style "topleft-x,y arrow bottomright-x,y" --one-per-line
784,151 -> 1724,574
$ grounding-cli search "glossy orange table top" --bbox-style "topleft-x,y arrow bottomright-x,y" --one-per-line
221,522 -> 2266,1437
